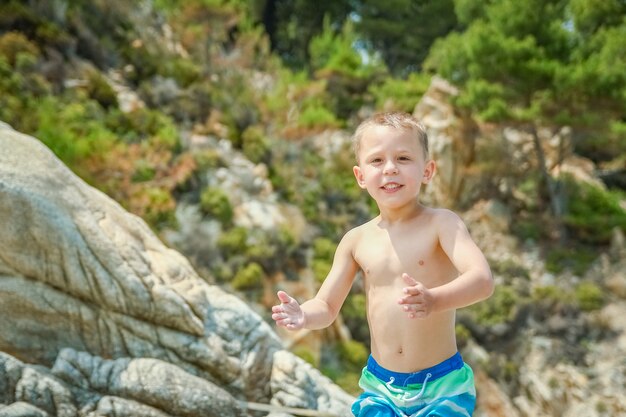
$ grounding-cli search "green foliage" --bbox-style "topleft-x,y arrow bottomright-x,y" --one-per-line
321,339 -> 368,395
161,57 -> 202,88
490,259 -> 530,280
425,0 -> 625,129
531,285 -> 574,306
0,31 -> 40,65
85,69 -> 118,109
292,345 -> 318,367
545,245 -> 597,276
257,0 -> 353,69
455,324 -> 472,348
342,293 -> 369,343
308,17 -> 386,120
467,285 -> 519,325
217,227 -> 249,256
312,237 -> 336,282
131,159 -> 157,182
139,187 -> 177,229
309,17 -> 381,79
297,101 -> 342,131
232,262 -> 264,290
241,125 -> 271,163
575,281 -> 604,312
209,72 -> 261,145
368,72 -> 431,113
570,0 -> 626,34
562,177 -> 626,244
338,340 -> 369,368
355,0 -> 459,75
193,149 -> 225,170
35,97 -> 118,166
199,186 -> 233,224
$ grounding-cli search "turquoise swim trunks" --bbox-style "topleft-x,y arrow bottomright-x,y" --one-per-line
351,352 -> 476,416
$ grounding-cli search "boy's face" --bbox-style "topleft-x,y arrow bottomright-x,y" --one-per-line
353,125 -> 435,210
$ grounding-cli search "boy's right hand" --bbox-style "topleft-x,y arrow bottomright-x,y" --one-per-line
272,291 -> 305,330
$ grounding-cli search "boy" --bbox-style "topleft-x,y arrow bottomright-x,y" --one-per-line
271,112 -> 494,416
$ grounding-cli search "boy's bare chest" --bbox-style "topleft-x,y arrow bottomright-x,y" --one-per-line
354,227 -> 444,285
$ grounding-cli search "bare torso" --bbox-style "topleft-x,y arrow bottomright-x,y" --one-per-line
353,209 -> 459,373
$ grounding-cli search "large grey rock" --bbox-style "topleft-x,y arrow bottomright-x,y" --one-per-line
0,122 -> 353,416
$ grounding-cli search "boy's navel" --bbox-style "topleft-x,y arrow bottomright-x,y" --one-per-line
418,260 -> 424,266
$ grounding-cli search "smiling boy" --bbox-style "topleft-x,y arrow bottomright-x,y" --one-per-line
272,112 -> 494,416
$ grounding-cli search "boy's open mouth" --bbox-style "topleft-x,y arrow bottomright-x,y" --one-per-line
381,183 -> 402,191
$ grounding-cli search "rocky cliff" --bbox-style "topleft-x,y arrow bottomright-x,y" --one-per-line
0,121 -> 353,416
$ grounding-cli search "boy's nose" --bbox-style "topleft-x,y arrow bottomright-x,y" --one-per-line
383,161 -> 399,175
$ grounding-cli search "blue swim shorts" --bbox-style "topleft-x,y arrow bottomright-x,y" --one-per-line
351,352 -> 476,416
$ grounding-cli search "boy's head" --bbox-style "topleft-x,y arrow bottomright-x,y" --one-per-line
352,112 -> 429,164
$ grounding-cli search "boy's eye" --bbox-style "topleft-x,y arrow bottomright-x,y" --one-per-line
370,158 -> 382,163
398,156 -> 411,161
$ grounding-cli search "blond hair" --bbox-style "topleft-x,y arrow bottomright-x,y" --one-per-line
352,112 -> 428,162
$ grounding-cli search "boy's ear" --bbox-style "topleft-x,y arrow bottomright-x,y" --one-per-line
353,165 -> 366,189
422,160 -> 436,184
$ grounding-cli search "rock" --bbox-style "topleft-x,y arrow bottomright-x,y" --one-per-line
414,76 -> 480,208
0,402 -> 50,417
474,369 -> 520,417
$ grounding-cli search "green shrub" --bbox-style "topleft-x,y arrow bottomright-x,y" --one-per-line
545,245 -> 597,276
232,262 -> 264,291
241,125 -> 270,164
368,72 -> 431,113
217,227 -> 249,256
35,97 -> 118,166
200,186 -> 233,224
312,237 -> 336,282
161,57 -> 201,88
467,285 -> 519,325
139,187 -> 177,229
86,69 -> 118,109
575,281 -> 604,312
455,324 -> 472,348
193,149 -> 225,170
531,285 -> 573,305
490,259 -> 530,280
563,176 -> 626,244
338,340 -> 369,369
297,101 -> 342,130
333,371 -> 362,396
292,345 -> 318,367
132,159 -> 157,182
246,239 -> 276,260
0,31 -> 40,65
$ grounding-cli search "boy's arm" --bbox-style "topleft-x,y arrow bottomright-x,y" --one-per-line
272,230 -> 359,330
430,210 -> 494,313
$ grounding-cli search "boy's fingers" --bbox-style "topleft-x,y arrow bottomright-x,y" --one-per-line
402,273 -> 418,286
277,290 -> 293,304
402,286 -> 422,296
398,294 -> 424,304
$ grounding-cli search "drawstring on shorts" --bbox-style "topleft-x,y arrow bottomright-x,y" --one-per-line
385,372 -> 433,402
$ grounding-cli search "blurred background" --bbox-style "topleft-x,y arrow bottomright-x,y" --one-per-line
1,0 -> 625,415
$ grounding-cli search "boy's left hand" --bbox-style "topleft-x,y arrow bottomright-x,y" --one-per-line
398,273 -> 433,319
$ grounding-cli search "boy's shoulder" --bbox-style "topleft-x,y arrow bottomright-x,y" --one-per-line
415,206 -> 462,224
424,207 -> 462,221
340,216 -> 380,244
